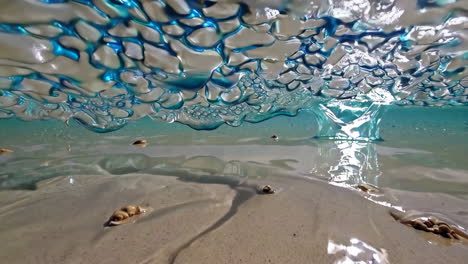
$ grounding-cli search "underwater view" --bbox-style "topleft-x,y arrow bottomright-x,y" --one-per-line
0,0 -> 468,263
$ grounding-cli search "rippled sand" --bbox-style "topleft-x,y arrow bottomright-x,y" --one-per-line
0,172 -> 467,264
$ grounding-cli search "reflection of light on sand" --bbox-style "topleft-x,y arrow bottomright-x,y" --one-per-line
327,238 -> 390,264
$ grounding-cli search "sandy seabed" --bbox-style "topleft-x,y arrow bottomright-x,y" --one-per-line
0,172 -> 467,264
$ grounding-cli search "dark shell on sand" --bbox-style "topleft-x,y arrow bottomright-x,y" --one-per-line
132,139 -> 148,147
261,185 -> 275,194
356,183 -> 381,194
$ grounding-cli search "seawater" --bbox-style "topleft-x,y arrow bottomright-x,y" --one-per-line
1,106 -> 467,191
0,0 -> 467,135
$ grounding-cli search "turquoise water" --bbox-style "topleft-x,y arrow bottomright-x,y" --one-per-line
1,106 -> 467,191
0,0 -> 466,135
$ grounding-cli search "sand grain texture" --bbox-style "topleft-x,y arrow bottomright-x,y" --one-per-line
0,174 -> 235,264
0,174 -> 467,264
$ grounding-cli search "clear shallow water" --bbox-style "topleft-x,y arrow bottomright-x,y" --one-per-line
1,106 -> 467,196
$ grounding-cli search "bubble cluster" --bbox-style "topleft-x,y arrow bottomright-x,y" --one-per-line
0,0 -> 466,132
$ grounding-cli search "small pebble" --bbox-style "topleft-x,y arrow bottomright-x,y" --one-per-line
132,139 -> 147,147
0,148 -> 14,155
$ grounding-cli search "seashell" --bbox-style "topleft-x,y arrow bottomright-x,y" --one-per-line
391,211 -> 468,241
261,185 -> 275,194
122,205 -> 145,216
389,209 -> 405,221
356,183 -> 381,194
428,216 -> 439,225
451,232 -> 461,240
438,224 -> 451,235
0,148 -> 14,155
111,210 -> 129,221
452,226 -> 468,240
411,219 -> 429,231
106,205 -> 146,226
132,139 -> 148,147
107,211 -> 129,226
442,232 -> 454,239
423,219 -> 434,228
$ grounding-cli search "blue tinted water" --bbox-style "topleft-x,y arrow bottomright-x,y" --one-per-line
1,106 -> 467,190
0,0 -> 466,135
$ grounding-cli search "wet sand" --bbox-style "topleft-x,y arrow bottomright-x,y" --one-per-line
0,173 -> 467,264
